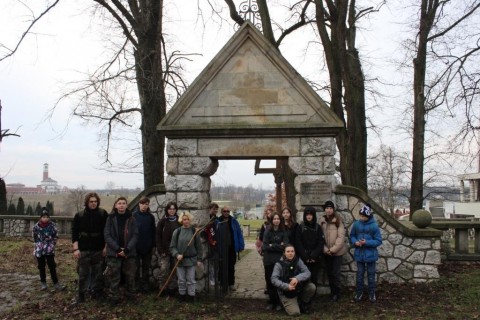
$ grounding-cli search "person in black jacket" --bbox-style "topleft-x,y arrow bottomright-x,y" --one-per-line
71,192 -> 108,304
133,196 -> 156,292
295,206 -> 325,285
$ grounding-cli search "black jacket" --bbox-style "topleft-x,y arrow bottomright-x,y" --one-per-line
72,207 -> 108,251
295,207 -> 325,262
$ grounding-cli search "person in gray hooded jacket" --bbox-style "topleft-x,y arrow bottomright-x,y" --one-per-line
271,244 -> 316,316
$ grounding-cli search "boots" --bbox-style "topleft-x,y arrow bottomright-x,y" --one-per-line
40,282 -> 47,291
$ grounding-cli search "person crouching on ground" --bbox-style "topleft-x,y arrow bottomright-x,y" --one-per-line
350,204 -> 382,303
104,197 -> 138,305
271,244 -> 316,316
33,207 -> 66,291
170,211 -> 202,303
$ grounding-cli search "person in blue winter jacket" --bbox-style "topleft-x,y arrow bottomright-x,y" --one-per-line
350,204 -> 382,303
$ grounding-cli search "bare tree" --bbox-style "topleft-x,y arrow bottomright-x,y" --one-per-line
368,145 -> 409,214
408,0 -> 480,212
0,100 -> 20,144
64,185 -> 87,215
0,1 -> 192,188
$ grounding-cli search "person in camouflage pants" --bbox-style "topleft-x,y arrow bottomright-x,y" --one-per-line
72,192 -> 108,304
104,197 -> 138,304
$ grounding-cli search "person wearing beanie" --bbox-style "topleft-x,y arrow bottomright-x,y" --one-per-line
295,206 -> 325,286
32,207 -> 66,291
350,204 -> 382,303
319,200 -> 347,302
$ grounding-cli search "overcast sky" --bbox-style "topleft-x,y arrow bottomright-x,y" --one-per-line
0,2 -> 473,191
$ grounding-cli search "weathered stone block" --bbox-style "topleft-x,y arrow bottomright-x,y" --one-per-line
387,258 -> 402,271
394,245 -> 414,260
388,233 -> 403,245
414,265 -> 439,279
177,192 -> 210,209
379,272 -> 404,284
411,239 -> 432,250
407,251 -> 425,264
300,137 -> 335,156
165,175 -> 211,192
294,175 -> 336,193
402,237 -> 414,246
198,138 -> 300,157
166,157 -> 179,175
394,262 -> 414,280
288,157 -> 324,175
178,157 -> 218,176
378,241 -> 393,256
167,139 -> 197,156
324,156 -> 336,174
424,250 -> 441,265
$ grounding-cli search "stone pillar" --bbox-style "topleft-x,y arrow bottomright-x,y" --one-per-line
459,180 -> 465,202
288,137 -> 337,220
166,139 -> 218,225
470,180 -> 476,202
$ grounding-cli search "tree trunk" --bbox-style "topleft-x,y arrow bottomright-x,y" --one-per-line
315,0 -> 368,192
410,0 -> 438,214
133,1 -> 166,188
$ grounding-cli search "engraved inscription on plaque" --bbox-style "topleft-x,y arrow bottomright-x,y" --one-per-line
300,182 -> 332,206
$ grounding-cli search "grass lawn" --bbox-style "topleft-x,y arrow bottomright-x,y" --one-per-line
1,237 -> 480,319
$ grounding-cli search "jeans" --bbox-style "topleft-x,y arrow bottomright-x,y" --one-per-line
356,261 -> 376,294
176,265 -> 196,296
37,255 -> 58,284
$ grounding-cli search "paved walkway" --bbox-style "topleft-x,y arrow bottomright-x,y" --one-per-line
228,240 -> 268,300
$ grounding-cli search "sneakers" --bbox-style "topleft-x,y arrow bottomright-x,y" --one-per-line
354,292 -> 363,302
369,292 -> 377,303
40,282 -> 47,291
54,282 -> 66,291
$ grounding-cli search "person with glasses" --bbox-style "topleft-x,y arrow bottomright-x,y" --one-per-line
204,202 -> 219,287
216,206 -> 245,292
156,201 -> 180,296
71,192 -> 108,304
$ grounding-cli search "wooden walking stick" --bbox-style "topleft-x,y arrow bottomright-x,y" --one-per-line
157,215 -> 215,298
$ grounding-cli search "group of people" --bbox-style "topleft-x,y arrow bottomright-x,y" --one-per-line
32,193 -> 382,315
256,201 -> 382,316
33,193 -> 246,306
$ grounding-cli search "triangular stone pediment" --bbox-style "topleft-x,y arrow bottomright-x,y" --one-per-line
158,22 -> 343,138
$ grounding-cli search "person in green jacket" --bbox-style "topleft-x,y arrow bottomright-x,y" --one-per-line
170,211 -> 202,303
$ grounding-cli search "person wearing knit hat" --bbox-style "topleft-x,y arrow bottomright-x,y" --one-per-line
33,207 -> 66,291
350,203 -> 382,303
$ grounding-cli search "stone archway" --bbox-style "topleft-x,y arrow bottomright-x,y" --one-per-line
165,136 -> 337,224
158,22 -> 343,221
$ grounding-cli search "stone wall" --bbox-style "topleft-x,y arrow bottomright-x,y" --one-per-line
315,188 -> 443,293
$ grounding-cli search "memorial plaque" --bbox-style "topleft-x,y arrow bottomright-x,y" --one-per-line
300,182 -> 332,206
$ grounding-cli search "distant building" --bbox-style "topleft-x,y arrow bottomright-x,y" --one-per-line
6,163 -> 65,195
5,183 -> 45,195
40,163 -> 62,194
